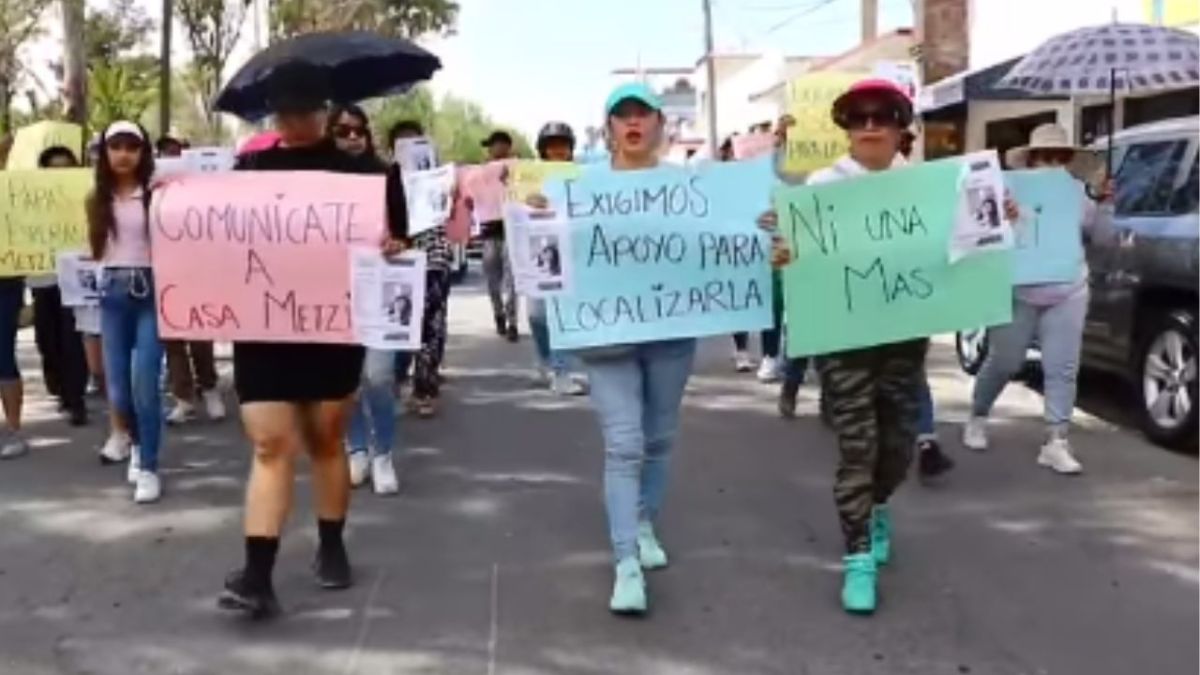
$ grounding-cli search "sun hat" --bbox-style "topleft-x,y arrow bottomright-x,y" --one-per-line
1005,123 -> 1101,179
103,120 -> 146,142
831,78 -> 914,130
604,82 -> 663,116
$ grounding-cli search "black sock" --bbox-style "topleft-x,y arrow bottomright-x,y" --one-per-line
318,519 -> 345,553
244,536 -> 279,591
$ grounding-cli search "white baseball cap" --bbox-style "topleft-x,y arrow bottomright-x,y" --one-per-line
103,120 -> 146,142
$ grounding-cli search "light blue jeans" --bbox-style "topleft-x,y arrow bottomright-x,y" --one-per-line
971,290 -> 1089,435
347,349 -> 398,457
528,299 -> 569,375
100,268 -> 163,472
582,339 -> 696,562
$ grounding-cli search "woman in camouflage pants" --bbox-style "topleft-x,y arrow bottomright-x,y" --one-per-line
806,78 -> 926,615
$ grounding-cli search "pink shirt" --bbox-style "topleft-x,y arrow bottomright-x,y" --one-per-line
102,189 -> 152,268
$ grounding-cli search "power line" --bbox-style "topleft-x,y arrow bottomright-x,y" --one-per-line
764,0 -> 841,34
740,0 -> 830,11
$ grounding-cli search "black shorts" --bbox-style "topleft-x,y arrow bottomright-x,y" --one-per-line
233,342 -> 364,403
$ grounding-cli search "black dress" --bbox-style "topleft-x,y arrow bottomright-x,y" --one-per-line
232,139 -> 407,403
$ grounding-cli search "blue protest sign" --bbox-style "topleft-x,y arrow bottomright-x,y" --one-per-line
1007,168 -> 1085,285
544,157 -> 777,350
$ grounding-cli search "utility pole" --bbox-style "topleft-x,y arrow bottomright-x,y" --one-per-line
702,0 -> 718,157
862,0 -> 878,43
160,0 -> 173,138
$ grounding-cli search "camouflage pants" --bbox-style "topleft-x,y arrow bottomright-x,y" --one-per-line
820,339 -> 928,554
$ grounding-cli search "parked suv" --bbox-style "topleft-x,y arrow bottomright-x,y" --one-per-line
956,116 -> 1198,450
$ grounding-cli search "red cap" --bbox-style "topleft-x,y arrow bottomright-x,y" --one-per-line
831,78 -> 914,130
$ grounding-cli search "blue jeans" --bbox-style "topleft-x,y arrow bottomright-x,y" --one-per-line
347,349 -> 398,457
972,290 -> 1089,434
100,269 -> 163,471
528,299 -> 568,374
582,339 -> 696,562
917,372 -> 935,438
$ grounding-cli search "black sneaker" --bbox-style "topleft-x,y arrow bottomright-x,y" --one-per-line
494,316 -> 507,336
218,570 -> 280,620
778,393 -> 797,419
917,439 -> 955,480
68,407 -> 88,427
505,324 -> 519,343
313,545 -> 353,590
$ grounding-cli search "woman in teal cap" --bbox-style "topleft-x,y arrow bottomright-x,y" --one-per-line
555,82 -> 789,615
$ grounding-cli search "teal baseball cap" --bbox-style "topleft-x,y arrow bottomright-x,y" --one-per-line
604,82 -> 663,116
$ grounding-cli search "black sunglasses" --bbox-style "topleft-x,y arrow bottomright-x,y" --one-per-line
333,124 -> 368,140
843,109 -> 902,130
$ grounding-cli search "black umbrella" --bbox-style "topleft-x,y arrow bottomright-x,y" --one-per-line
214,31 -> 441,121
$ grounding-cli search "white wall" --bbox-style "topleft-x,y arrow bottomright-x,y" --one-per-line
964,99 -> 1076,150
694,53 -> 791,145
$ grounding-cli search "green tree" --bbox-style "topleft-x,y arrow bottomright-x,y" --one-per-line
85,0 -> 154,66
177,0 -> 246,141
271,0 -> 458,39
368,87 -> 530,164
0,0 -> 52,132
88,60 -> 158,131
83,0 -> 158,131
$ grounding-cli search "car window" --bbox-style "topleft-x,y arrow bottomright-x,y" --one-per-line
1115,140 -> 1189,216
1168,152 -> 1199,215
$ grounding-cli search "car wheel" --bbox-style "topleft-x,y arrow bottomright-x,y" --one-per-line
956,328 -> 989,375
1137,309 -> 1199,450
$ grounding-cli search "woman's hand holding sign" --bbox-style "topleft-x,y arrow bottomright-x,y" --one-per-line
758,209 -> 792,270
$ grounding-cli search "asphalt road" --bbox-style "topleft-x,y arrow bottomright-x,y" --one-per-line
0,271 -> 1196,675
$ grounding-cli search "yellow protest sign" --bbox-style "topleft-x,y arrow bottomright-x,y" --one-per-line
782,71 -> 863,175
5,121 -> 84,170
1145,0 -> 1200,26
0,169 -> 93,276
506,160 -> 581,203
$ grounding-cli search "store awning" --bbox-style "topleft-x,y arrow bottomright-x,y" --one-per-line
918,57 -> 1067,113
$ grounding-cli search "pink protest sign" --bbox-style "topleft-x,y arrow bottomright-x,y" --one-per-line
151,172 -> 386,343
733,133 -> 777,160
462,160 -> 509,224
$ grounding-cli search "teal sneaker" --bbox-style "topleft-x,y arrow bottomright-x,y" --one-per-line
870,504 -> 892,566
609,557 -> 647,615
841,552 -> 877,614
637,521 -> 669,570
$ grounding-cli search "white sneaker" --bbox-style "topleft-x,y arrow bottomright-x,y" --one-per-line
962,417 -> 989,451
551,372 -> 586,396
733,351 -> 754,373
0,433 -> 29,460
133,471 -> 162,504
532,365 -> 552,387
127,446 -> 142,484
99,432 -> 132,464
757,356 -> 780,383
348,452 -> 371,487
202,389 -> 227,421
1038,438 -> 1082,475
371,454 -> 399,495
165,400 -> 197,425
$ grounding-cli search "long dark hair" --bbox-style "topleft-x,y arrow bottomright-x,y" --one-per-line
87,123 -> 155,260
328,103 -> 377,158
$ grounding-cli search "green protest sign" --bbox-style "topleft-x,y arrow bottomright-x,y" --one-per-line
776,157 -> 1013,356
